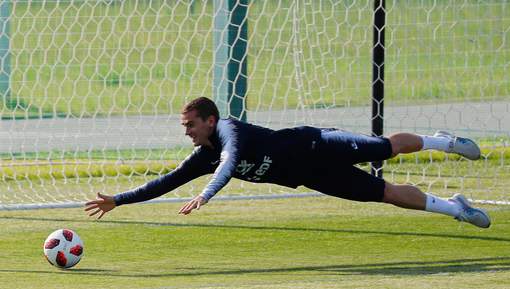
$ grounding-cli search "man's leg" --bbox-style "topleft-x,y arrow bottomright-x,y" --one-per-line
304,163 -> 491,228
386,133 -> 423,157
388,131 -> 481,160
382,182 -> 491,228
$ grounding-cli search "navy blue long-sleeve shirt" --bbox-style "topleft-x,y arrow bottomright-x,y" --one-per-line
114,118 -> 322,206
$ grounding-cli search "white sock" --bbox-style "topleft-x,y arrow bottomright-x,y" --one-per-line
420,135 -> 450,151
425,193 -> 461,217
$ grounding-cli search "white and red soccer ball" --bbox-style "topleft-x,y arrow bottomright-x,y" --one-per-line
43,229 -> 84,269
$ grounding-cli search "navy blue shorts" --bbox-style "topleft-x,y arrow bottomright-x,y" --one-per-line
303,129 -> 393,202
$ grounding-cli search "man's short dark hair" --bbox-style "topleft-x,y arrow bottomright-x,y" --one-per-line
181,97 -> 220,122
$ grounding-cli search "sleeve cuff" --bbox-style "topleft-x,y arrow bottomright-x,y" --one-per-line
113,194 -> 124,206
199,192 -> 212,202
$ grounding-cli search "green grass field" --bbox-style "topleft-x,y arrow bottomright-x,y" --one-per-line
1,147 -> 510,288
0,143 -> 509,288
0,146 -> 509,288
1,197 -> 510,289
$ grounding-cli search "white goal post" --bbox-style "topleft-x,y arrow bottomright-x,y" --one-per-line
0,0 -> 509,210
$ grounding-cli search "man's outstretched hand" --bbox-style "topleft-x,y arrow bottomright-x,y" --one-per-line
179,195 -> 207,215
85,192 -> 116,219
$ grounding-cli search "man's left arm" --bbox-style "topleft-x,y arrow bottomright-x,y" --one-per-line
179,120 -> 241,215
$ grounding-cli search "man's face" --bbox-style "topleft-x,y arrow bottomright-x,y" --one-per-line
181,110 -> 216,147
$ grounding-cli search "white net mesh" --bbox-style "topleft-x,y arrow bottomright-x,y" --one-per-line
1,0 -> 509,209
383,1 -> 510,203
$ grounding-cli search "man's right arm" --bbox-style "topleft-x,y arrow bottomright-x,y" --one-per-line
113,148 -> 211,206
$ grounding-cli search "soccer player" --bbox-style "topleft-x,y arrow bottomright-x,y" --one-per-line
85,97 -> 491,228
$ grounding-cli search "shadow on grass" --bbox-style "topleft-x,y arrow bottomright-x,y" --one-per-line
0,268 -> 116,274
1,215 -> 509,243
1,257 -> 510,277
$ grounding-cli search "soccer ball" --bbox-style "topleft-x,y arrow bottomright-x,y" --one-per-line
43,229 -> 84,269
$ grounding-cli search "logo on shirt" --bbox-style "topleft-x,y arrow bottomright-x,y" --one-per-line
236,160 -> 255,175
236,156 -> 273,181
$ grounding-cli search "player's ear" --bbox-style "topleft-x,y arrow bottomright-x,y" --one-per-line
206,115 -> 217,127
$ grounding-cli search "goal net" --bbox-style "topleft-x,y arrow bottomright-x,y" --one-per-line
1,0 -> 509,209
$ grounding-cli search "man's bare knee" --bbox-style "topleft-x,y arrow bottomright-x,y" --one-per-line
388,133 -> 423,156
382,182 -> 396,204
382,182 -> 426,210
387,134 -> 400,157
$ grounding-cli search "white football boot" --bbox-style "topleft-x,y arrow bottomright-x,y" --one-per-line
449,193 -> 491,228
433,130 -> 481,160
